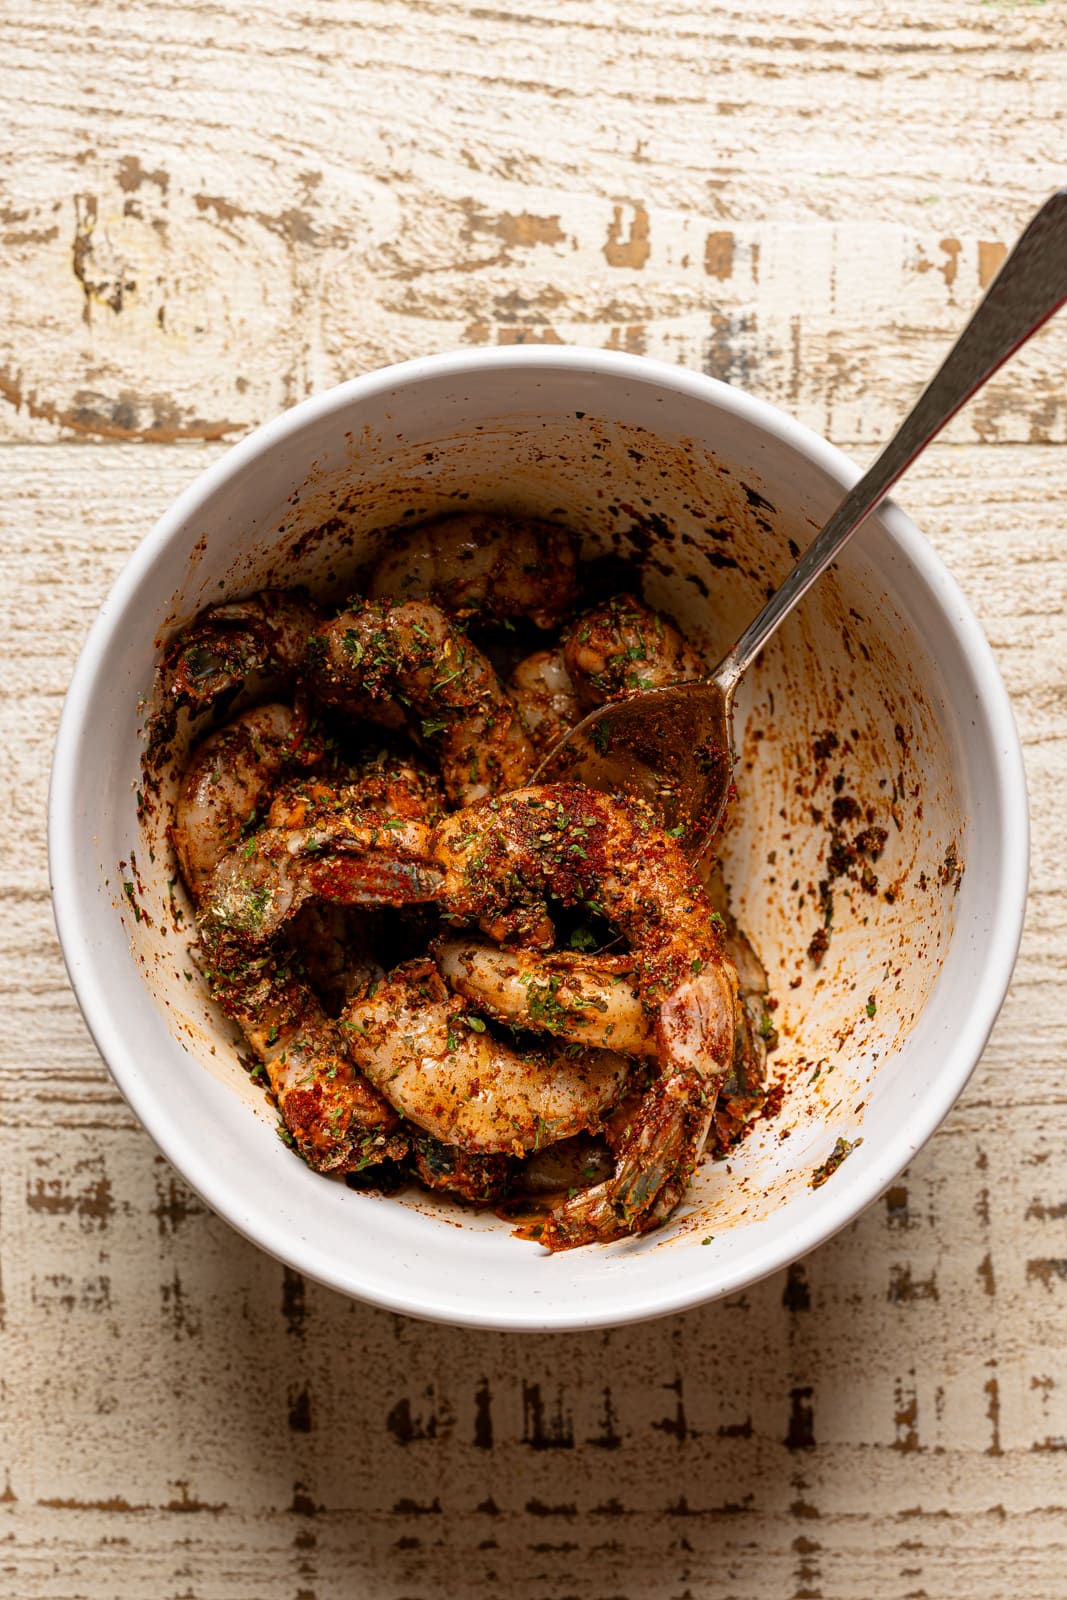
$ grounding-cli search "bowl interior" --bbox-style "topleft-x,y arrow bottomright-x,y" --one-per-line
52,354 -> 1022,1328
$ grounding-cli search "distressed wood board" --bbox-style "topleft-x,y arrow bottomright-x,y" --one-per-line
2,3 -> 1067,1596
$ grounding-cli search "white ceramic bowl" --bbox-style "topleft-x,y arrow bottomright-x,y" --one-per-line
50,349 -> 1028,1331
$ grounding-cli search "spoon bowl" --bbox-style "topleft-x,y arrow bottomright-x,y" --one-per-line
536,677 -> 734,848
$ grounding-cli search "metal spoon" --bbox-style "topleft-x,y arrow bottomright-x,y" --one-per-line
537,188 -> 1067,854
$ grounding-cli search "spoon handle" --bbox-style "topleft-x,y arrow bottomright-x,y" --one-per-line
716,187 -> 1067,691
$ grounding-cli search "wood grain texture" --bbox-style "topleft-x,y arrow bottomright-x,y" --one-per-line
3,2 -> 1067,1596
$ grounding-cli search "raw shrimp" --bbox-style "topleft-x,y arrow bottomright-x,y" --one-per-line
367,512 -> 579,627
434,934 -> 772,1151
204,777 -> 740,1226
562,592 -> 705,709
268,754 -> 446,1012
339,959 -> 632,1154
507,594 -> 704,763
198,919 -> 407,1173
265,748 -> 447,1011
410,1135 -> 512,1205
164,590 -> 321,708
202,811 -> 441,944
434,939 -> 652,1056
172,702 -> 323,901
307,599 -> 534,806
176,707 -> 411,1173
508,649 -> 582,758
268,750 -> 444,831
431,784 -> 738,1247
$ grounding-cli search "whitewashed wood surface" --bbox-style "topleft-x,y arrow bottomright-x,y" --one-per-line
3,4 -> 1067,1596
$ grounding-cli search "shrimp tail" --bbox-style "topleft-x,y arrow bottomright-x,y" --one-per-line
202,818 -> 442,943
610,1071 -> 712,1223
410,1135 -> 513,1204
164,591 -> 320,707
539,1071 -> 714,1251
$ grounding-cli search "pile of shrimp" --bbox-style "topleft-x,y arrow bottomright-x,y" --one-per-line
163,512 -> 775,1250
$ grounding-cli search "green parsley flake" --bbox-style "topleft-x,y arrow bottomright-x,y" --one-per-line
811,1135 -> 863,1189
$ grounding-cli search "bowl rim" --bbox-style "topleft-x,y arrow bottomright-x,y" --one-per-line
49,346 -> 1030,1331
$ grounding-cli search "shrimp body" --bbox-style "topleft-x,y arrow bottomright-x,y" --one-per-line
165,591 -> 321,707
432,785 -> 727,1013
510,595 -> 705,758
562,593 -> 704,709
340,960 -> 632,1155
367,513 -> 579,627
202,812 -> 441,944
199,920 -> 406,1173
437,937 -> 770,1158
434,939 -> 653,1057
431,784 -> 737,1246
172,702 -> 322,900
176,706 -> 411,1173
269,750 -> 445,830
267,751 -> 445,834
269,755 -> 445,1012
508,648 -> 582,757
307,599 -> 534,806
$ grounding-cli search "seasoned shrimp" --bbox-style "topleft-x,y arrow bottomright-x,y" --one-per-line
434,939 -> 652,1056
270,756 -> 447,1011
202,811 -> 441,944
508,649 -> 582,757
176,706 -> 410,1173
339,959 -> 632,1154
431,784 -> 738,1247
206,778 -> 740,1224
199,919 -> 407,1172
164,590 -> 321,708
562,593 -> 704,709
367,512 -> 579,627
410,1135 -> 512,1204
259,751 -> 443,1013
307,599 -> 535,807
435,934 -> 772,1151
268,750 -> 444,831
172,702 -> 322,901
548,967 -> 768,1237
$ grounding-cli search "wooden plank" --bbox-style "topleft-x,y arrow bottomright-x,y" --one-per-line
3,5 -> 1067,448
